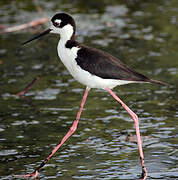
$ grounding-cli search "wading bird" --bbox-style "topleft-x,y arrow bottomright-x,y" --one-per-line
19,12 -> 166,179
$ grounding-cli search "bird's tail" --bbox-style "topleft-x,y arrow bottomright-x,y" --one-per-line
149,79 -> 168,86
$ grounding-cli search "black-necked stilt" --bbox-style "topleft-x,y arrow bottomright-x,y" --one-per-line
19,13 -> 166,179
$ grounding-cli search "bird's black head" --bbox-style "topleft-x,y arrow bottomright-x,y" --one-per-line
22,13 -> 76,45
51,13 -> 76,31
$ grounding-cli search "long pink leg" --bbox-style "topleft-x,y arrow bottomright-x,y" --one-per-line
106,87 -> 147,179
17,87 -> 90,179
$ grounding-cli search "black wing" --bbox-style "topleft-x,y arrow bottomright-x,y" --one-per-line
76,45 -> 151,82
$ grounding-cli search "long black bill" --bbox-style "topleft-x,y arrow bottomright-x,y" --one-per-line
22,29 -> 52,46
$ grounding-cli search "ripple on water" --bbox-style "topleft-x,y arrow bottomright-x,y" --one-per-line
0,149 -> 18,156
0,127 -> 5,132
11,120 -> 39,126
32,88 -> 60,100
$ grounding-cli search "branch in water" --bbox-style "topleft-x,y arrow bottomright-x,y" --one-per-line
1,18 -> 48,33
16,75 -> 40,96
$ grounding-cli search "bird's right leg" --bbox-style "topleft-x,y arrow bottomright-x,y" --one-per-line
14,87 -> 90,179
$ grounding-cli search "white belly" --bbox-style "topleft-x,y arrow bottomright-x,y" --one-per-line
57,43 -> 134,89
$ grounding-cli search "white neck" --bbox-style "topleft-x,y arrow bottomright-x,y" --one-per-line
59,24 -> 74,45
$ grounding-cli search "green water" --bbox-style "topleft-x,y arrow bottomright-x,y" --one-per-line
0,0 -> 178,179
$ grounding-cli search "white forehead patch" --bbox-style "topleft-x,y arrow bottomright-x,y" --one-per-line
55,19 -> 61,24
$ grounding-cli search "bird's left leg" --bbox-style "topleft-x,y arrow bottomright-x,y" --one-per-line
106,87 -> 147,179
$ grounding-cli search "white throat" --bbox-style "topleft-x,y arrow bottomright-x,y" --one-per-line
59,24 -> 74,44
50,23 -> 74,46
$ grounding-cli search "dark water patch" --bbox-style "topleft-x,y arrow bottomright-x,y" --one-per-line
0,0 -> 178,179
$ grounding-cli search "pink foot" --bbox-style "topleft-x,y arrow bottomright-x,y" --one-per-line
13,170 -> 39,179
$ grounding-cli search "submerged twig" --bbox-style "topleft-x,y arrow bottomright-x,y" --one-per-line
1,0 -> 48,34
1,18 -> 48,33
16,75 -> 41,96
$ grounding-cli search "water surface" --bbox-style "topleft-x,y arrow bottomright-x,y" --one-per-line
0,0 -> 178,179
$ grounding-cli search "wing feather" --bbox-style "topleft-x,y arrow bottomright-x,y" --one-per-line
76,45 -> 150,82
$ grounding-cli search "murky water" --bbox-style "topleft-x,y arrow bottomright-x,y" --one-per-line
0,0 -> 178,179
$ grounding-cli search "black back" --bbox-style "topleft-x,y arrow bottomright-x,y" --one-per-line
75,44 -> 151,82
